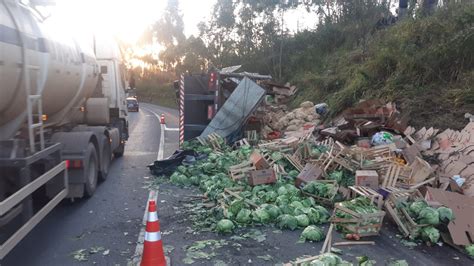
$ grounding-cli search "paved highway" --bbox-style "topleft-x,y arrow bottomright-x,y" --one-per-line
2,103 -> 179,266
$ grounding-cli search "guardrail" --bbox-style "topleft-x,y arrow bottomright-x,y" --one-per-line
0,161 -> 68,259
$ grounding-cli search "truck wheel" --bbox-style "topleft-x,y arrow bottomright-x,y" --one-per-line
113,141 -> 125,157
84,143 -> 99,198
99,141 -> 111,181
113,119 -> 126,158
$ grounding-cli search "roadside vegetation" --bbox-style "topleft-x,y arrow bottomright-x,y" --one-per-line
130,0 -> 473,129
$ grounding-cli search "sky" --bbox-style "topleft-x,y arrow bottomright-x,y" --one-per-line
43,0 -> 317,45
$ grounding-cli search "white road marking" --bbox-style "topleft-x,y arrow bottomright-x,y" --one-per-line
131,107 -> 166,265
141,107 -> 166,160
164,125 -> 179,131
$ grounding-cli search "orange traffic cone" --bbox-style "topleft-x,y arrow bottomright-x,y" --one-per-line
140,200 -> 166,266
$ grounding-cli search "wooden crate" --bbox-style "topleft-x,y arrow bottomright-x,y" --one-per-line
383,189 -> 428,238
301,180 -> 339,207
233,138 -> 250,149
258,139 -> 293,153
330,203 -> 385,237
321,141 -> 358,174
381,163 -> 412,188
229,161 -> 256,180
208,133 -> 225,150
349,186 -> 384,209
284,154 -> 304,171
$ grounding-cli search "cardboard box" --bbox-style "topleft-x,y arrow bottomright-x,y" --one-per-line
425,187 -> 474,246
295,163 -> 323,188
248,169 -> 276,186
249,151 -> 270,170
355,170 -> 379,190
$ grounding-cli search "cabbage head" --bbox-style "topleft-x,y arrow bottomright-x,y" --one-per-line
409,200 -> 428,217
290,201 -> 304,209
264,191 -> 278,203
277,186 -> 288,196
437,206 -> 454,223
466,245 -> 474,258
276,195 -> 290,206
236,209 -> 252,224
229,200 -> 244,215
216,219 -> 235,234
277,214 -> 298,230
310,253 -> 343,265
300,225 -> 325,242
301,197 -> 316,208
263,204 -> 281,220
417,207 -> 440,225
252,208 -> 271,224
295,214 -> 310,227
420,226 -> 440,243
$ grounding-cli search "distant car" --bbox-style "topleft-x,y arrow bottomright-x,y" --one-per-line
126,97 -> 139,112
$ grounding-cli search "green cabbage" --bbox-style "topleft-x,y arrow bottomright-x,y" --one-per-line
466,244 -> 474,258
277,214 -> 298,230
208,153 -> 219,161
288,170 -> 299,178
295,214 -> 310,227
437,206 -> 454,223
284,184 -> 300,197
290,201 -> 304,209
309,253 -> 343,265
417,207 -> 440,225
276,195 -> 290,206
264,191 -> 278,203
252,208 -> 271,224
177,165 -> 187,174
264,204 -> 281,220
216,219 -> 235,234
236,209 -> 252,224
313,206 -> 330,223
299,225 -> 325,242
190,175 -> 200,185
420,226 -> 440,243
229,200 -> 244,215
409,200 -> 428,217
294,206 -> 311,216
301,197 -> 316,208
277,186 -> 288,196
303,181 -> 335,198
279,204 -> 294,215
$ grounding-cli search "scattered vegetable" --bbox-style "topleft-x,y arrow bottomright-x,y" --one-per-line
299,225 -> 325,242
277,214 -> 299,230
216,219 -> 235,234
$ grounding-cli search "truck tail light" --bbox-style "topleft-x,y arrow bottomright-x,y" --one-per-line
208,72 -> 217,91
68,160 -> 83,169
207,105 -> 214,120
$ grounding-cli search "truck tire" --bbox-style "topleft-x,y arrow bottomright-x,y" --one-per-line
99,141 -> 111,181
113,119 -> 126,158
113,141 -> 125,158
84,143 -> 99,197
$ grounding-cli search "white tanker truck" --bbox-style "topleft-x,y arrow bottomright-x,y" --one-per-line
0,0 -> 130,258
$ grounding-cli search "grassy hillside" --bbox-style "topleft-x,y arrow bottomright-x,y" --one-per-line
290,4 -> 474,129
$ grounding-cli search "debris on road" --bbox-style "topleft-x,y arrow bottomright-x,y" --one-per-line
149,96 -> 474,263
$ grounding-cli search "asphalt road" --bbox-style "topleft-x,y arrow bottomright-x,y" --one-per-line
2,103 -> 179,266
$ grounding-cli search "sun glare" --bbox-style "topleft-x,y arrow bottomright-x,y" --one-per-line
45,0 -> 165,45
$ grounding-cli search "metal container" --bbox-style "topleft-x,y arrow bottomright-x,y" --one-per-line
0,1 -> 99,140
